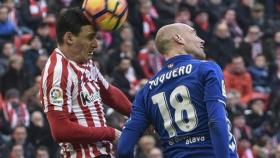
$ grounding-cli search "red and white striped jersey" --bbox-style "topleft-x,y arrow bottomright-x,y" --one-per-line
40,48 -> 112,157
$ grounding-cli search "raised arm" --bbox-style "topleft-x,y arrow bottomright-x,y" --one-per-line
96,66 -> 132,116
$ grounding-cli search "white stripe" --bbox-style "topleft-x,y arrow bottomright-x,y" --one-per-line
69,59 -> 85,74
71,70 -> 88,127
53,54 -> 63,111
66,64 -> 72,113
88,145 -> 95,157
80,144 -> 86,158
87,83 -> 102,127
110,143 -> 113,155
218,99 -> 226,106
42,57 -> 51,113
96,142 -> 107,155
95,66 -> 109,89
70,151 -> 77,158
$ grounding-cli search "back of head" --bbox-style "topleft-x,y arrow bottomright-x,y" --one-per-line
56,7 -> 91,45
155,23 -> 205,59
155,23 -> 184,55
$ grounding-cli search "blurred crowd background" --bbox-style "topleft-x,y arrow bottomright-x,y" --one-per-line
0,0 -> 280,158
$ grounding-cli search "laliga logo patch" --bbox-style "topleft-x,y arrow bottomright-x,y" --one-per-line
49,87 -> 63,106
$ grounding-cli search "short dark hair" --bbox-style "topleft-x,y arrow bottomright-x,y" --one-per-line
56,7 -> 91,45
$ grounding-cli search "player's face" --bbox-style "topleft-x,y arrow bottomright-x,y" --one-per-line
73,25 -> 98,63
183,26 -> 205,59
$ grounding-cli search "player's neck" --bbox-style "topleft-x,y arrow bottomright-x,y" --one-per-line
58,45 -> 79,63
164,50 -> 188,60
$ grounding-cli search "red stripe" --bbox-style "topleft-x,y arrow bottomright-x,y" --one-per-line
59,58 -> 72,157
62,143 -> 71,158
66,148 -> 71,158
84,83 -> 104,153
74,144 -> 82,158
94,70 -> 112,155
60,57 -> 69,113
66,64 -> 85,158
70,64 -> 95,127
76,152 -> 82,158
104,141 -> 111,156
69,84 -> 78,122
84,82 -> 105,127
87,83 -> 110,155
46,54 -> 57,111
93,101 -> 105,126
92,145 -> 101,157
84,145 -> 91,158
77,70 -> 102,156
69,63 -> 110,156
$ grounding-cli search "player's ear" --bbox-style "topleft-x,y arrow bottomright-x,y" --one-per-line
64,32 -> 76,45
173,34 -> 185,45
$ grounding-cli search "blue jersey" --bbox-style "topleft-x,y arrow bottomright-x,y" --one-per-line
117,55 -> 238,158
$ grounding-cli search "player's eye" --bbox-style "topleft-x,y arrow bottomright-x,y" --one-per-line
87,34 -> 96,40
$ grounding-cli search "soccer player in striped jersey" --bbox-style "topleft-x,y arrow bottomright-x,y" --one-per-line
39,7 -> 131,158
117,23 -> 238,158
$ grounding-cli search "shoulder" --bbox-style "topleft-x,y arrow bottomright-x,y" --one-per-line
134,85 -> 149,105
198,60 -> 222,73
41,53 -> 71,84
42,53 -> 62,74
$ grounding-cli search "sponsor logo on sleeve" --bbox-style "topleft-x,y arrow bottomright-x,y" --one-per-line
49,87 -> 63,106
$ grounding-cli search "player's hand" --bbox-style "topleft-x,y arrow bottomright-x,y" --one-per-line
113,129 -> 121,145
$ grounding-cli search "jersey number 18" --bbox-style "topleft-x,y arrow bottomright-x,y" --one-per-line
152,85 -> 198,138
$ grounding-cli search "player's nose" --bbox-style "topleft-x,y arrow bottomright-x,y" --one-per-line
91,39 -> 98,48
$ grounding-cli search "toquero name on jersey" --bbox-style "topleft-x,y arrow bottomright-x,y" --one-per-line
149,64 -> 192,90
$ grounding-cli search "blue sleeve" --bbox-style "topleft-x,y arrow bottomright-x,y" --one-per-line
117,90 -> 149,158
201,62 -> 230,158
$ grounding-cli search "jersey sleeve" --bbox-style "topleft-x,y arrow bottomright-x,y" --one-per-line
94,66 -> 109,89
117,89 -> 149,158
200,61 -> 234,158
40,54 -> 72,113
200,61 -> 227,104
95,65 -> 132,116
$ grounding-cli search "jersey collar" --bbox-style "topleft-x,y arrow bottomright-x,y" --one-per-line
165,54 -> 193,66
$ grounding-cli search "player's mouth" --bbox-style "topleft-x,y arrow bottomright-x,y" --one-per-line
87,50 -> 95,58
88,48 -> 95,55
88,51 -> 94,55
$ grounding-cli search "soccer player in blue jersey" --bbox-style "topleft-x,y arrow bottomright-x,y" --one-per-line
117,23 -> 238,158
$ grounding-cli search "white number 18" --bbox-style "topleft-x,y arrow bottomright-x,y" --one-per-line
152,85 -> 198,138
